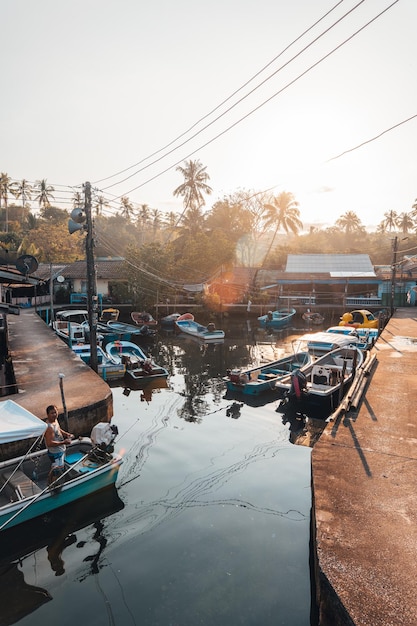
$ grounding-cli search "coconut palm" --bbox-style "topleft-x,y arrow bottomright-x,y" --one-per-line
10,178 -> 33,224
173,159 -> 212,212
72,191 -> 83,208
262,191 -> 302,264
396,212 -> 415,235
119,196 -> 134,221
0,172 -> 14,233
35,179 -> 55,209
94,194 -> 110,216
381,210 -> 398,232
335,211 -> 363,234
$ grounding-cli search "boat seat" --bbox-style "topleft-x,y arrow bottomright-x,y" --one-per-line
2,468 -> 41,500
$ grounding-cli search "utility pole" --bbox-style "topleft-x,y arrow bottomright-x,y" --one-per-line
390,236 -> 398,317
84,182 -> 98,372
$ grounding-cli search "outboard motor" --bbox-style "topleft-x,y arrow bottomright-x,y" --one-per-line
90,422 -> 118,460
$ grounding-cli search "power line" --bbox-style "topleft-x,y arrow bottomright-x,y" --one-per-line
93,0 -> 347,185
100,0 -> 368,192
106,0 -> 400,201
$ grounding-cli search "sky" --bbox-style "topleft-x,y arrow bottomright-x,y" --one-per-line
2,0 -> 417,230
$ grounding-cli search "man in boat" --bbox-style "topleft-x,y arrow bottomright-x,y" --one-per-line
44,405 -> 74,469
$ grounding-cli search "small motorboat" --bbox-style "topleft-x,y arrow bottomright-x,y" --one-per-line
326,326 -> 378,350
105,340 -> 168,380
302,310 -> 324,325
0,401 -> 122,531
175,318 -> 225,343
106,320 -> 157,340
131,311 -> 158,327
100,308 -> 120,322
72,344 -> 126,381
258,308 -> 296,330
276,346 -> 364,419
51,310 -> 87,345
223,351 -> 312,396
161,312 -> 194,326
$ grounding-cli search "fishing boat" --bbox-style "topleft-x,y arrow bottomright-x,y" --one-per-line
161,312 -> 194,326
326,326 -> 378,350
223,351 -> 312,396
302,310 -> 324,325
131,311 -> 158,327
175,318 -> 225,342
106,320 -> 157,341
71,343 -> 126,381
295,330 -> 361,358
276,346 -> 364,418
99,308 -> 120,322
51,310 -> 87,345
257,308 -> 296,329
0,400 -> 123,531
105,340 -> 169,380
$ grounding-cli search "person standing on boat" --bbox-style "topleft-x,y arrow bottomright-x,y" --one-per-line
44,405 -> 73,467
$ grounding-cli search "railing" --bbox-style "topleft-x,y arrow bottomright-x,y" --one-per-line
345,297 -> 382,307
278,296 -> 316,305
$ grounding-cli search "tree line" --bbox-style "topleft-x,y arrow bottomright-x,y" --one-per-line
1,163 -> 416,309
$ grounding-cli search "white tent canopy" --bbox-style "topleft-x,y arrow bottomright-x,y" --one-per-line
0,400 -> 47,445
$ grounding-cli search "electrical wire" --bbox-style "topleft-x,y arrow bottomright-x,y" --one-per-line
100,0 -> 369,191
103,0 -> 400,201
93,0 -> 347,185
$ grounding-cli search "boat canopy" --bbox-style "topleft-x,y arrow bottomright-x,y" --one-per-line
0,400 -> 47,444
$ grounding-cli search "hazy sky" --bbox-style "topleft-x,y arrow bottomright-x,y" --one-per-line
3,0 -> 416,228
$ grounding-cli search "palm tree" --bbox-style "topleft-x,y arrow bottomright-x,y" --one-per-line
72,191 -> 83,208
94,194 -> 110,216
262,191 -> 302,264
396,212 -> 415,235
35,179 -> 55,209
173,159 -> 212,213
335,211 -> 363,234
381,210 -> 398,232
119,196 -> 134,221
10,178 -> 33,224
0,172 -> 14,233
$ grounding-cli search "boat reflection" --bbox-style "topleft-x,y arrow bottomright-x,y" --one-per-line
110,375 -> 169,402
0,486 -> 124,624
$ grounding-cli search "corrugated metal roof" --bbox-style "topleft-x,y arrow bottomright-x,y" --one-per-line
286,254 -> 375,276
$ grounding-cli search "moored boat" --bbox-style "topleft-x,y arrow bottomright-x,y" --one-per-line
302,310 -> 324,325
71,343 -> 126,380
0,401 -> 122,531
276,346 -> 364,418
258,308 -> 296,329
295,330 -> 361,357
131,311 -> 158,327
339,309 -> 379,329
223,351 -> 312,396
51,309 -> 87,345
175,318 -> 225,343
105,340 -> 168,380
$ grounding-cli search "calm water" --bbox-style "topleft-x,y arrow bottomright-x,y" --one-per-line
0,317 -> 321,626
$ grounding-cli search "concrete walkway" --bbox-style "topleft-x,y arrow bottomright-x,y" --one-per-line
312,308 -> 417,625
0,310 -> 112,460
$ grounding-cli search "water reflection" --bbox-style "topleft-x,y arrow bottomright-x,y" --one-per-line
0,487 -> 124,624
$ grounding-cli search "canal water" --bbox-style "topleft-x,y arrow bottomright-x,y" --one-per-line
0,316 -> 328,626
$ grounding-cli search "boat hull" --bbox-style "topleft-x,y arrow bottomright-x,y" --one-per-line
224,352 -> 311,396
257,308 -> 296,329
175,319 -> 225,342
0,441 -> 122,531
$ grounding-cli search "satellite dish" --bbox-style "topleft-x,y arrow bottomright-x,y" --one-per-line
16,255 -> 39,275
56,275 -> 65,283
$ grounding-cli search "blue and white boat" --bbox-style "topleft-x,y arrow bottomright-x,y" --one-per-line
0,400 -> 122,531
325,326 -> 378,350
72,343 -> 126,381
276,346 -> 364,418
175,318 -> 225,343
257,308 -> 296,330
223,351 -> 312,396
105,340 -> 169,380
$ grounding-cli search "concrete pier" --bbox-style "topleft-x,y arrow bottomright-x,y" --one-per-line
312,308 -> 417,625
0,310 -> 112,460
